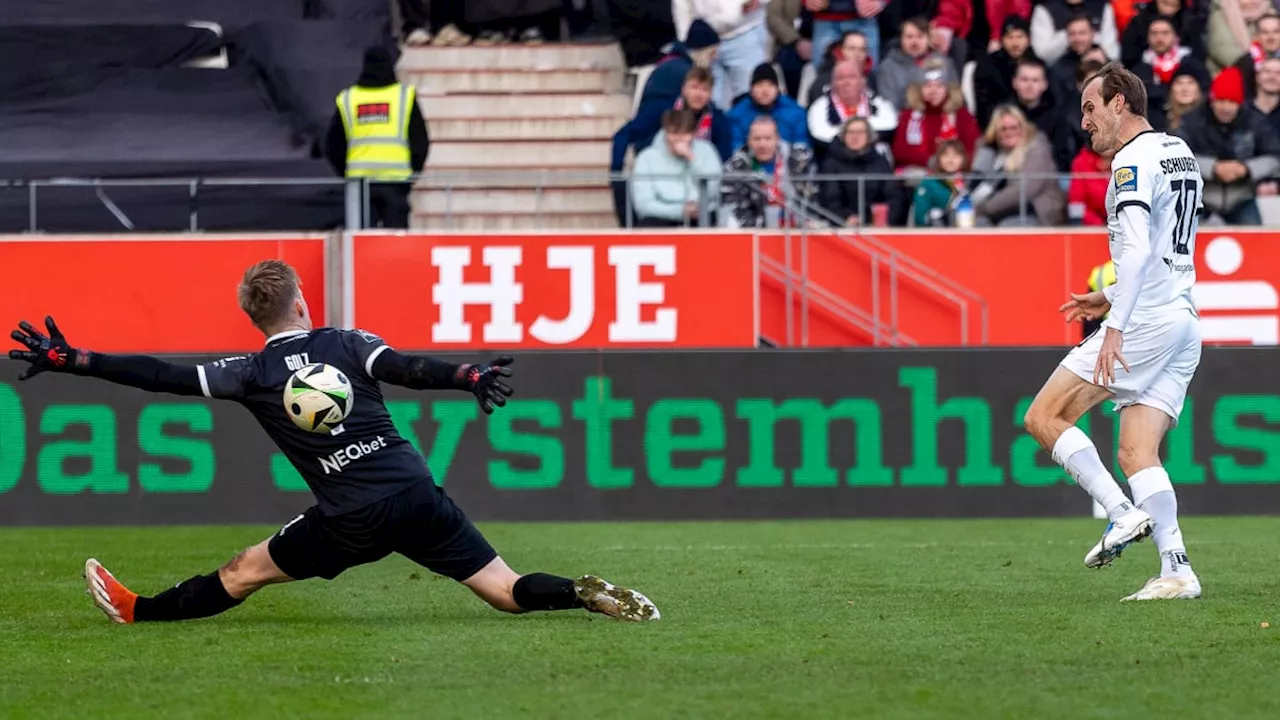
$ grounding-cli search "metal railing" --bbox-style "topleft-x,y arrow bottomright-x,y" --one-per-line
3,170 -> 1113,233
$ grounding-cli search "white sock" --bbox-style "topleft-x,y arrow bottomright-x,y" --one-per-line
1129,466 -> 1193,578
1052,427 -> 1133,520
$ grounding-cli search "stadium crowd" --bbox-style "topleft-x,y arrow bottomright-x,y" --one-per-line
517,0 -> 1280,228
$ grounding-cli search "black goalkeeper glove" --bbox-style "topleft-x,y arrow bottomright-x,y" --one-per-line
8,316 -> 89,381
457,356 -> 515,415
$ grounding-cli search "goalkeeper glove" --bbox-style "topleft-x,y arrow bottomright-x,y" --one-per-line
457,356 -> 515,415
8,316 -> 89,381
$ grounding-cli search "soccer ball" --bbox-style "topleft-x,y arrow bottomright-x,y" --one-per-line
283,363 -> 353,433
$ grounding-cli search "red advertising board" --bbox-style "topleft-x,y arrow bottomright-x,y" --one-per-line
0,235 -> 327,353
760,228 -> 1280,347
347,232 -> 758,349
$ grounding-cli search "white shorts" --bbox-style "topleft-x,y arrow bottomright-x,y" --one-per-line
1060,310 -> 1201,423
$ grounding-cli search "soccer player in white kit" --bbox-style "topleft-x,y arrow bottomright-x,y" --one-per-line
1024,62 -> 1202,601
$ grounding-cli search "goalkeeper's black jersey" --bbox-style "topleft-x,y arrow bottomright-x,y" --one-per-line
197,328 -> 429,515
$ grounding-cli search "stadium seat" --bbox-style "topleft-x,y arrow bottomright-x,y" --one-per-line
962,60 -> 977,115
797,62 -> 816,108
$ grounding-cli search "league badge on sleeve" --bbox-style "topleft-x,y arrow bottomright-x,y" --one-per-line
1114,166 -> 1138,193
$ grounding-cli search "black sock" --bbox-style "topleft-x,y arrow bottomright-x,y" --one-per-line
512,573 -> 582,611
133,572 -> 243,622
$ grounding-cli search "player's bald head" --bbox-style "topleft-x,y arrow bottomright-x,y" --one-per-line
1084,62 -> 1148,119
239,260 -> 303,331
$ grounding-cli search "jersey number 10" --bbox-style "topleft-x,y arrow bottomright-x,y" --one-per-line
1170,178 -> 1198,256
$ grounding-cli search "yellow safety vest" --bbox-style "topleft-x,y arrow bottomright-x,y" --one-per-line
336,83 -> 414,180
1087,260 -> 1117,318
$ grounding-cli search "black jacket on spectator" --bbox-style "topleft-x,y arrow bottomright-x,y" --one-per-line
640,45 -> 696,106
1120,0 -> 1209,68
1050,44 -> 1098,100
1130,54 -> 1210,127
974,47 -> 1044,128
1058,89 -> 1090,167
608,0 -> 676,66
818,140 -> 904,224
1177,105 -> 1280,216
1019,91 -> 1084,172
1254,101 -> 1280,139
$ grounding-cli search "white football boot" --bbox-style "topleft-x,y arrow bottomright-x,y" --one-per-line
574,575 -> 661,621
1121,573 -> 1202,601
1084,507 -> 1154,568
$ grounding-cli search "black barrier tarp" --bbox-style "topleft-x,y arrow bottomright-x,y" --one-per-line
232,20 -> 397,144
2,348 -> 1279,526
0,0 -> 305,27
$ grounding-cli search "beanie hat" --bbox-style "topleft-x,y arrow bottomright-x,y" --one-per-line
750,62 -> 779,88
1002,16 -> 1031,36
685,20 -> 720,51
1211,66 -> 1245,104
912,56 -> 958,87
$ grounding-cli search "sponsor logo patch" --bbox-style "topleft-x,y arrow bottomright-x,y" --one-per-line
1114,166 -> 1138,193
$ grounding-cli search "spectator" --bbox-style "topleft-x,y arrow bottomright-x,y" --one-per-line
891,58 -> 980,173
974,16 -> 1040,127
325,47 -> 429,230
728,64 -> 811,149
1060,58 -> 1107,164
674,0 -> 769,108
1252,56 -> 1280,134
1232,12 -> 1280,96
767,0 -> 815,100
612,67 -> 734,224
806,30 -> 878,106
807,60 -> 898,159
1177,65 -> 1280,224
631,108 -> 724,226
608,0 -> 679,67
911,139 -> 971,226
818,117 -> 904,224
1010,57 -> 1076,170
1031,0 -> 1120,64
1050,15 -> 1110,98
639,19 -> 720,106
1131,16 -> 1211,121
929,0 -> 1032,55
1122,0 -> 1210,67
1209,0 -> 1277,73
1066,145 -> 1112,225
1162,64 -> 1206,130
721,116 -> 816,226
807,0 -> 886,72
969,104 -> 1066,226
923,0 -> 972,70
876,16 -> 957,110
1114,0 -> 1142,32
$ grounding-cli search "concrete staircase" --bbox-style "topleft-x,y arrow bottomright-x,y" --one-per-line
398,43 -> 629,230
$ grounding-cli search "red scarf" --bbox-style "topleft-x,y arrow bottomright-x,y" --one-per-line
905,110 -> 957,145
673,98 -> 713,140
1143,44 -> 1190,84
1250,41 -> 1279,68
830,92 -> 871,123
759,159 -> 786,205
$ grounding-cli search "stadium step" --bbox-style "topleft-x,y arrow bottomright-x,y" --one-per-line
399,43 -> 625,72
419,94 -> 631,120
412,187 -> 614,215
407,68 -> 620,95
400,41 -> 630,230
430,116 -> 618,141
429,140 -> 610,169
411,211 -> 617,230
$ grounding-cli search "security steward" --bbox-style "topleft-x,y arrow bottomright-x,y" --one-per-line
1082,259 -> 1116,340
326,46 -> 430,229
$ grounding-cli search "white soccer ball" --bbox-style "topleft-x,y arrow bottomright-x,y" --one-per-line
283,363 -> 354,434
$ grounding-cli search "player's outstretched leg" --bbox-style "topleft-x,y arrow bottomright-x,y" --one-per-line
462,557 -> 660,621
1025,368 -> 1152,568
84,538 -> 293,624
1116,405 -> 1200,602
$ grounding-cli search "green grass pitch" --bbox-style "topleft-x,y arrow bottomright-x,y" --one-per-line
5,518 -> 1280,719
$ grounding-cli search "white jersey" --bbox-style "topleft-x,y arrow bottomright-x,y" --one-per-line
1103,130 -> 1200,331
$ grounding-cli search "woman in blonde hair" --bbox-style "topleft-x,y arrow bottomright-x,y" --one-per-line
891,57 -> 980,174
968,104 -> 1065,226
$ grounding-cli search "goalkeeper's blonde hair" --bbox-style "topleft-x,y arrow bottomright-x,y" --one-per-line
238,259 -> 300,330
